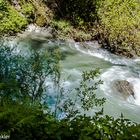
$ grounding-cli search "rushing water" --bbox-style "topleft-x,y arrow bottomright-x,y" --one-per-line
59,40 -> 140,122
7,34 -> 140,123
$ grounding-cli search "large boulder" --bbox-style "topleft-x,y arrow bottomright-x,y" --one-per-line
113,80 -> 135,100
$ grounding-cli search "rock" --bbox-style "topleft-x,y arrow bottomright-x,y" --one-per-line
113,80 -> 135,100
18,24 -> 54,41
80,41 -> 101,50
80,42 -> 90,49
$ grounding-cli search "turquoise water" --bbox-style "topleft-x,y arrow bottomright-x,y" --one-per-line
10,36 -> 140,122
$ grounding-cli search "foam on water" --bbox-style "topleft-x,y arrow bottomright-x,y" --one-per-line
3,37 -> 140,121
74,42 -> 136,66
26,24 -> 44,33
100,66 -> 140,106
128,78 -> 140,106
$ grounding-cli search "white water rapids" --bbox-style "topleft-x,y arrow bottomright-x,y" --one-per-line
6,32 -> 140,122
59,40 -> 140,122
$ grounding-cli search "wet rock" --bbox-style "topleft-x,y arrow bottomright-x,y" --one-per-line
80,42 -> 90,49
113,80 -> 135,100
18,24 -> 54,41
80,41 -> 101,50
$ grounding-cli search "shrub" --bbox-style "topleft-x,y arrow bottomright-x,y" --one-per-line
98,0 -> 140,57
21,3 -> 34,17
0,3 -> 28,35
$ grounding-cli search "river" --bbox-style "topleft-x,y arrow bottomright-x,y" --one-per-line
7,31 -> 140,123
59,40 -> 140,122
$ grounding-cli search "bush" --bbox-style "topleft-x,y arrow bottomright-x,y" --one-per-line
98,0 -> 140,57
20,3 -> 34,18
0,42 -> 60,104
50,19 -> 92,41
0,2 -> 28,35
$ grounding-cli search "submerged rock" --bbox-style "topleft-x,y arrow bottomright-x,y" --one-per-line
113,80 -> 135,100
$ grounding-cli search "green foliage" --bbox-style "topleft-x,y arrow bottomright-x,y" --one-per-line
73,30 -> 92,41
0,0 -> 49,34
0,0 -> 6,10
0,101 -> 42,135
0,3 -> 28,35
78,70 -> 105,110
98,0 -> 140,56
4,107 -> 140,140
53,68 -> 105,119
51,20 -> 71,31
0,41 -> 60,137
51,19 -> 72,38
20,3 -> 34,17
51,19 -> 92,41
0,41 -> 60,104
29,0 -> 52,26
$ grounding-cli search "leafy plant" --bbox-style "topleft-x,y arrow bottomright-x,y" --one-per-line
0,41 -> 60,104
98,0 -> 140,57
0,4 -> 28,34
56,69 -> 105,119
21,3 -> 34,17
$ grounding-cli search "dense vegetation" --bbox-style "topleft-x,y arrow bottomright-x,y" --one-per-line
0,1 -> 140,138
0,0 -> 28,34
0,42 -> 140,139
0,0 -> 140,56
98,0 -> 140,57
